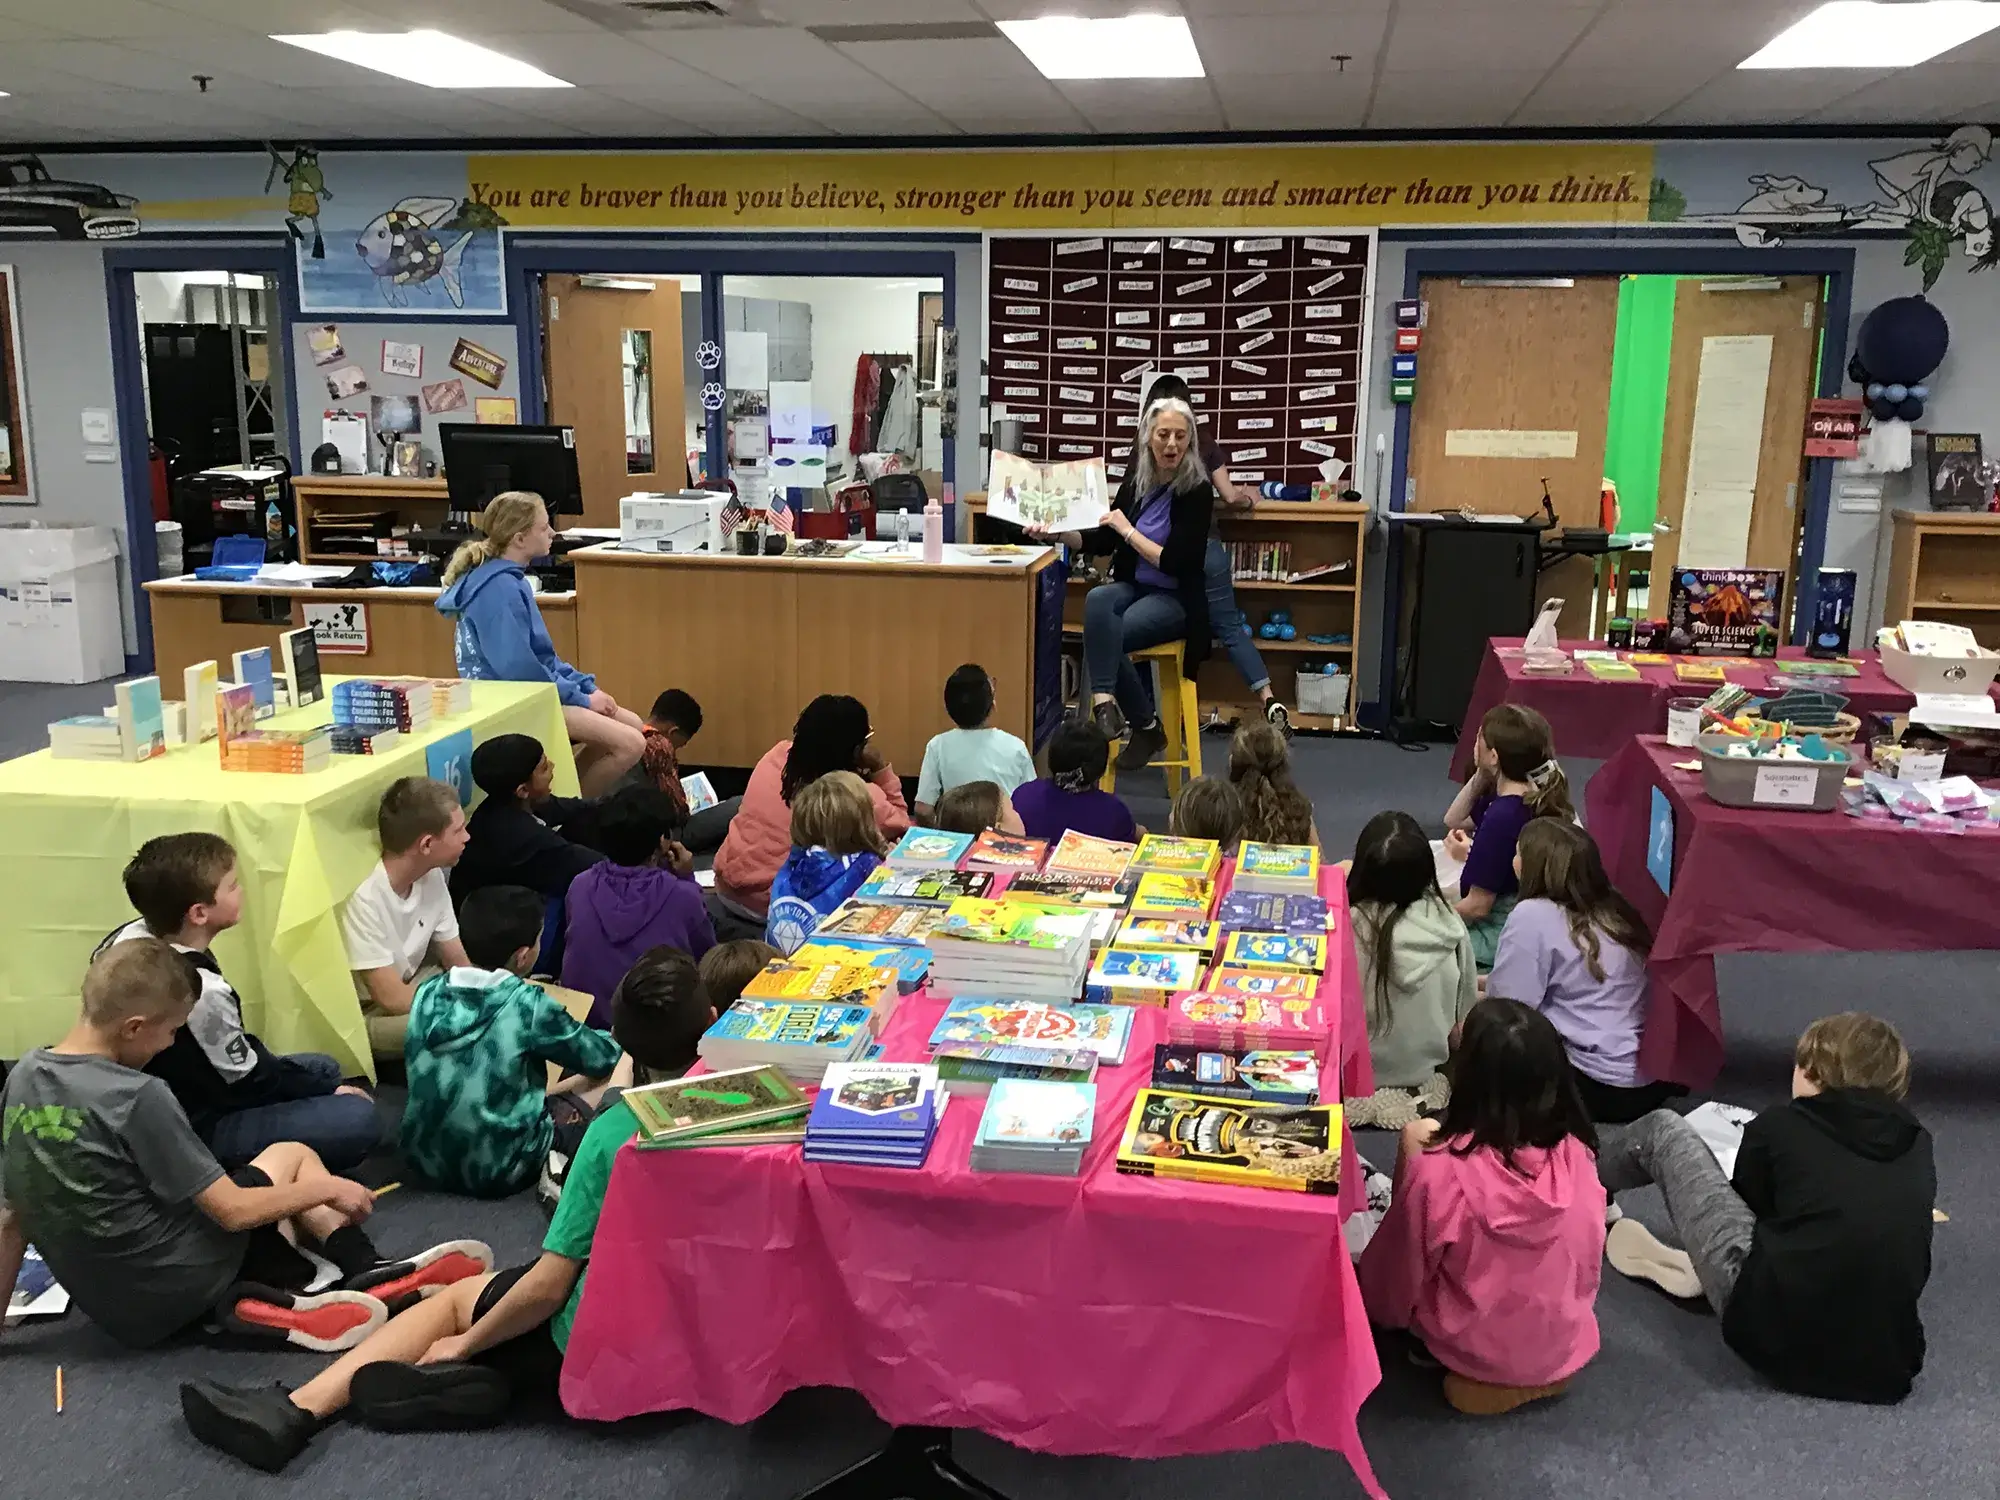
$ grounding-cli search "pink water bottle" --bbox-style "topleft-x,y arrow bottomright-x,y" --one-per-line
922,486 -> 946,564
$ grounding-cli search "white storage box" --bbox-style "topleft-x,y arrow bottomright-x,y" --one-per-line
0,525 -> 124,683
1880,643 -> 2000,695
619,492 -> 732,554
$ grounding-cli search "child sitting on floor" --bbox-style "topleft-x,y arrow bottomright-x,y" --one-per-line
341,778 -> 473,1059
632,688 -> 739,852
450,734 -> 603,907
0,940 -> 489,1355
1345,811 -> 1477,1128
98,832 -> 380,1170
932,779 -> 1026,838
1227,721 -> 1321,847
767,771 -> 891,955
1441,705 -> 1572,969
1598,1013 -> 1933,1405
1010,718 -> 1138,845
561,784 -> 715,1026
180,947 -> 717,1472
400,885 -> 624,1200
1488,819 -> 1678,1124
915,663 -> 1037,823
1167,775 -> 1244,849
699,938 -> 783,1011
1357,996 -> 1604,1416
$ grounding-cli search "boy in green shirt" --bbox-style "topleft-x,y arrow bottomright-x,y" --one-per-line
180,946 -> 717,1473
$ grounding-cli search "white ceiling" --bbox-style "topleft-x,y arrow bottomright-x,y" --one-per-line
0,0 -> 1996,143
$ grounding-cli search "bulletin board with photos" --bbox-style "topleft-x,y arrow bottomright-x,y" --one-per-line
0,265 -> 29,500
985,232 -> 1376,490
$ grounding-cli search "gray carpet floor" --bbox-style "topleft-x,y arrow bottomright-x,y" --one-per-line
3,689 -> 1995,1499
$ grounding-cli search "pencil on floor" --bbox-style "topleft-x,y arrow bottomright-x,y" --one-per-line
55,1366 -> 63,1414
374,1181 -> 403,1197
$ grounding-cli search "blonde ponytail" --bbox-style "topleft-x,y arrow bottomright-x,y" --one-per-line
442,491 -> 547,585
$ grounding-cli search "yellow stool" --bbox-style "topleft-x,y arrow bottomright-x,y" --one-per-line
1100,641 -> 1202,794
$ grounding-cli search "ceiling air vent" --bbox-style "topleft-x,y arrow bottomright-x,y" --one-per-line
624,0 -> 730,13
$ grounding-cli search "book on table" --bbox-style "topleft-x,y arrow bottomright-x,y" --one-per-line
856,866 -> 995,906
1115,1090 -> 1342,1194
230,647 -> 278,720
1150,1044 -> 1320,1106
796,937 -> 932,994
1002,872 -> 1126,908
814,898 -> 951,948
279,626 -> 324,707
1114,915 -> 1217,953
1129,833 -> 1222,880
1217,930 -> 1327,975
182,661 -> 220,744
961,829 -> 1050,873
928,897 -> 1093,1002
622,1065 -> 810,1145
932,1042 -> 1099,1095
1085,946 -> 1203,1006
886,828 -> 976,870
115,676 -> 169,762
1214,891 -> 1332,934
803,1062 -> 943,1168
1167,985 -> 1331,1051
48,716 -> 125,761
1045,830 -> 1137,880
970,1079 -> 1096,1176
741,954 -> 899,1009
697,999 -> 877,1080
927,996 -> 1135,1064
1232,841 -> 1320,896
1128,873 -> 1216,916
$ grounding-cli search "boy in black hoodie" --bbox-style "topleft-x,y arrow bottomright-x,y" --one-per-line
99,833 -> 382,1170
450,734 -> 604,908
1597,1012 -> 1933,1404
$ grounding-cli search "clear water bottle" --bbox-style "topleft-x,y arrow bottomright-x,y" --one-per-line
894,507 -> 911,549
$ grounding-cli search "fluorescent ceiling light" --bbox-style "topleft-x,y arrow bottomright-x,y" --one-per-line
997,15 -> 1205,79
1739,1 -> 2000,67
270,30 -> 573,88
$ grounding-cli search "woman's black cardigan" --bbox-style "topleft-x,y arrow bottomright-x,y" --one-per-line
1077,474 -> 1215,681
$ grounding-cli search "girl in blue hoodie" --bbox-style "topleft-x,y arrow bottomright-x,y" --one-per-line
436,491 -> 645,797
765,771 -> 890,955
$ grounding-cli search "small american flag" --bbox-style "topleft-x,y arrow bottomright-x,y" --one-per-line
766,489 -> 795,535
720,494 -> 746,536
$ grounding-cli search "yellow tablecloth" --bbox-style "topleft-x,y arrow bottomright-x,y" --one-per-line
0,679 -> 577,1076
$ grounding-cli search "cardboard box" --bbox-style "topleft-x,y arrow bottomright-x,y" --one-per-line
0,525 -> 124,684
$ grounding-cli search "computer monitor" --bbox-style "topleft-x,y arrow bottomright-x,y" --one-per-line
441,423 -> 584,518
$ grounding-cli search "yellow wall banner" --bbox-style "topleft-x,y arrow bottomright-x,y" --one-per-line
468,142 -> 1655,231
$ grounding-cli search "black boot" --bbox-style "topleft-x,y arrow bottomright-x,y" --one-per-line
1118,720 -> 1168,771
1091,699 -> 1127,744
181,1381 -> 318,1473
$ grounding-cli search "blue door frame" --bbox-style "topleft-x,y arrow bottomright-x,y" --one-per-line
1374,242 -> 1855,726
503,236 -> 963,490
104,240 -> 301,673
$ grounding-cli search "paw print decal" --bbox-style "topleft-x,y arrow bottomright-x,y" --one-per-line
696,340 -> 722,371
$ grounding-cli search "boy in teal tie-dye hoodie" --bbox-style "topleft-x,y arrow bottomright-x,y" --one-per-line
399,886 -> 624,1198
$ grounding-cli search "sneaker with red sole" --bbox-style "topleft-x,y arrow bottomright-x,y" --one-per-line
219,1286 -> 388,1352
345,1240 -> 493,1311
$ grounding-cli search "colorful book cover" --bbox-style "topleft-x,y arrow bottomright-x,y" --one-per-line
1115,916 -> 1217,952
1115,1090 -> 1341,1194
704,1000 -> 874,1051
974,1079 -> 1096,1150
1214,892 -> 1332,934
622,1065 -> 810,1143
115,676 -> 168,762
1130,833 -> 1222,878
934,898 -> 1092,950
806,1062 -> 938,1141
962,828 -> 1050,870
1170,988 -> 1331,1048
1150,1044 -> 1320,1105
1129,872 -> 1216,916
1674,662 -> 1728,683
1584,658 -> 1644,681
681,770 -> 719,814
815,900 -> 950,947
182,660 -> 220,744
1003,872 -> 1126,907
857,867 -> 995,905
1219,930 -> 1327,974
1086,946 -> 1202,1003
215,683 -> 258,760
1628,653 -> 1672,666
1046,830 -> 1137,878
230,647 -> 277,720
933,1043 -> 1098,1089
741,955 -> 896,1005
280,626 -> 324,707
1203,968 -> 1321,1003
887,828 -> 976,869
1775,658 -> 1860,677
798,938 -> 931,993
927,997 -> 1134,1063
1235,841 -> 1319,887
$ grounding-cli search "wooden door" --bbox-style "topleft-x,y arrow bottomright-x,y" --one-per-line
1407,277 -> 1621,633
543,275 -> 687,527
1652,277 -> 1823,602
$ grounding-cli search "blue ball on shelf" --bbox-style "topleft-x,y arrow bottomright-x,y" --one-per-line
1259,622 -> 1281,639
1278,624 -> 1297,641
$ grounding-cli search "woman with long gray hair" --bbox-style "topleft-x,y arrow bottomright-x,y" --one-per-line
1029,397 -> 1214,770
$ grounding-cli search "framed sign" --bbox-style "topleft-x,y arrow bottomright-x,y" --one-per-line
0,265 -> 31,501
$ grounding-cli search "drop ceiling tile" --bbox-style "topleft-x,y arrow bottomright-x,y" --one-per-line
502,84 -> 714,134
0,42 -> 257,91
1179,0 -> 1367,14
1510,68 -> 1715,126
1562,0 -> 1821,72
1654,67 -> 1898,125
1383,4 -> 1597,70
1056,78 -> 1227,132
832,35 -> 1051,87
1802,63 -> 2000,122
0,0 -> 227,37
759,0 -> 988,21
386,0 -> 608,33
154,0 -> 402,28
641,25 -> 860,81
129,34 -> 417,88
1191,10 -> 1390,76
932,105 -> 1095,134
600,82 -> 821,133
1367,68 -> 1547,128
465,30 -> 712,86
1212,72 -> 1371,130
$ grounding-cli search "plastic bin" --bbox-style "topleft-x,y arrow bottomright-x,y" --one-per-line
1295,669 -> 1351,718
0,524 -> 124,683
1696,733 -> 1850,812
1880,643 -> 2000,695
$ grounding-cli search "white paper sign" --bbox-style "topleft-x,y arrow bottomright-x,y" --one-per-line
726,330 -> 768,390
304,600 -> 369,654
1752,763 -> 1820,807
769,380 -> 813,441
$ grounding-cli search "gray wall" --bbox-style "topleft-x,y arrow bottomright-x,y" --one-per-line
291,320 -> 522,473
4,242 -> 135,653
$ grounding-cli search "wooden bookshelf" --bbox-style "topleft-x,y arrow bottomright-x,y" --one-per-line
293,476 -> 452,566
1884,509 -> 2000,650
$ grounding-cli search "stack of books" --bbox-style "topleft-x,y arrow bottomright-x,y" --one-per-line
1130,833 -> 1223,881
1002,871 -> 1125,908
1085,946 -> 1203,1006
961,829 -> 1049,874
1116,915 -> 1217,953
797,936 -> 932,994
698,999 -> 877,1080
969,1080 -> 1096,1176
333,679 -> 434,736
741,953 -> 899,1030
1129,872 -> 1216,916
1115,1090 -> 1342,1194
933,1043 -> 1098,1095
856,866 -> 994,905
815,899 -> 951,948
1166,986 -> 1331,1052
803,1062 -> 943,1168
625,1065 -> 811,1150
1215,890 -> 1332,934
220,726 -> 334,774
1045,830 -> 1136,880
48,716 -> 127,761
1216,930 -> 1327,975
1232,841 -> 1321,896
395,676 -> 472,716
927,996 -> 1135,1065
886,828 -> 975,869
928,898 -> 1093,1002
328,725 -> 403,756
1150,1043 -> 1320,1105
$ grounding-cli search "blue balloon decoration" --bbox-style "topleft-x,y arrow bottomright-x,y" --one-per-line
1898,397 -> 1924,421
1885,383 -> 1908,402
1856,296 -> 1949,385
1911,384 -> 1930,400
1865,383 -> 1885,400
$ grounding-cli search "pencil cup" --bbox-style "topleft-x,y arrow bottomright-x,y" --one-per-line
1665,697 -> 1705,748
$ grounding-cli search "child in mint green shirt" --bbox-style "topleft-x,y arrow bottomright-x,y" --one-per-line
915,663 -> 1036,821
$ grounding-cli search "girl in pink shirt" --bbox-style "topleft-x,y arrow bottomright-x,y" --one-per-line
1357,996 -> 1606,1415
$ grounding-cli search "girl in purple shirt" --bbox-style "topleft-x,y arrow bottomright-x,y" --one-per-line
1442,705 -> 1573,969
1010,719 -> 1139,846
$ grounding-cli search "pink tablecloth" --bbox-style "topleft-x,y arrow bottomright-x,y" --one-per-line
561,863 -> 1384,1496
1588,735 -> 2000,1088
1449,639 -> 1921,780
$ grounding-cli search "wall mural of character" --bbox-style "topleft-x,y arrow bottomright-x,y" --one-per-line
266,143 -> 331,259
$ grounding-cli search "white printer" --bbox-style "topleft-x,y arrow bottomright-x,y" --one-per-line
618,491 -> 733,554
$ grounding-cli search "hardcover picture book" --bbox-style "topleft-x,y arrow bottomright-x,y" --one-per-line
1218,930 -> 1327,974
622,1065 -> 810,1145
927,997 -> 1135,1064
970,1079 -> 1096,1176
962,828 -> 1050,872
230,647 -> 278,720
1151,1044 -> 1320,1106
986,449 -> 1110,532
933,1043 -> 1099,1094
1129,873 -> 1216,916
681,771 -> 719,814
279,627 -> 325,707
887,828 -> 975,870
1115,1090 -> 1342,1194
1115,916 -> 1217,952
1232,841 -> 1320,895
1085,946 -> 1203,1005
1046,830 -> 1137,879
1168,987 -> 1331,1051
1202,968 -> 1321,1003
1130,833 -> 1222,879
1214,892 -> 1332,934
804,1062 -> 942,1168
857,866 -> 995,906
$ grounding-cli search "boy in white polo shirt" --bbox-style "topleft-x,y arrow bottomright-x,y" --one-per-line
341,778 -> 472,1059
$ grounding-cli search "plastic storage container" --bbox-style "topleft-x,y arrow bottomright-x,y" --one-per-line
1295,669 -> 1351,718
1696,733 -> 1851,812
0,524 -> 124,683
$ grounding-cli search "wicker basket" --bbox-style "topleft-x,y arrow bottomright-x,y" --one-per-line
1740,707 -> 1862,744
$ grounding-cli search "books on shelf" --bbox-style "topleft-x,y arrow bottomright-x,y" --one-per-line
1130,834 -> 1222,880
698,999 -> 877,1080
1233,841 -> 1320,896
961,829 -> 1049,873
927,997 -> 1135,1064
1214,891 -> 1332,934
1115,1090 -> 1342,1194
803,1062 -> 943,1168
279,627 -> 324,708
1085,946 -> 1203,1006
115,676 -> 169,763
1129,873 -> 1216,916
1002,872 -> 1126,908
1167,987 -> 1331,1051
1151,1044 -> 1320,1105
933,1043 -> 1099,1096
815,899 -> 951,948
856,866 -> 994,906
1228,539 -> 1293,582
623,1065 -> 810,1147
182,661 -> 220,744
1217,930 -> 1327,974
887,828 -> 975,870
928,898 -> 1093,1002
229,647 -> 278,721
1046,830 -> 1136,880
1114,916 -> 1217,952
970,1079 -> 1096,1176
